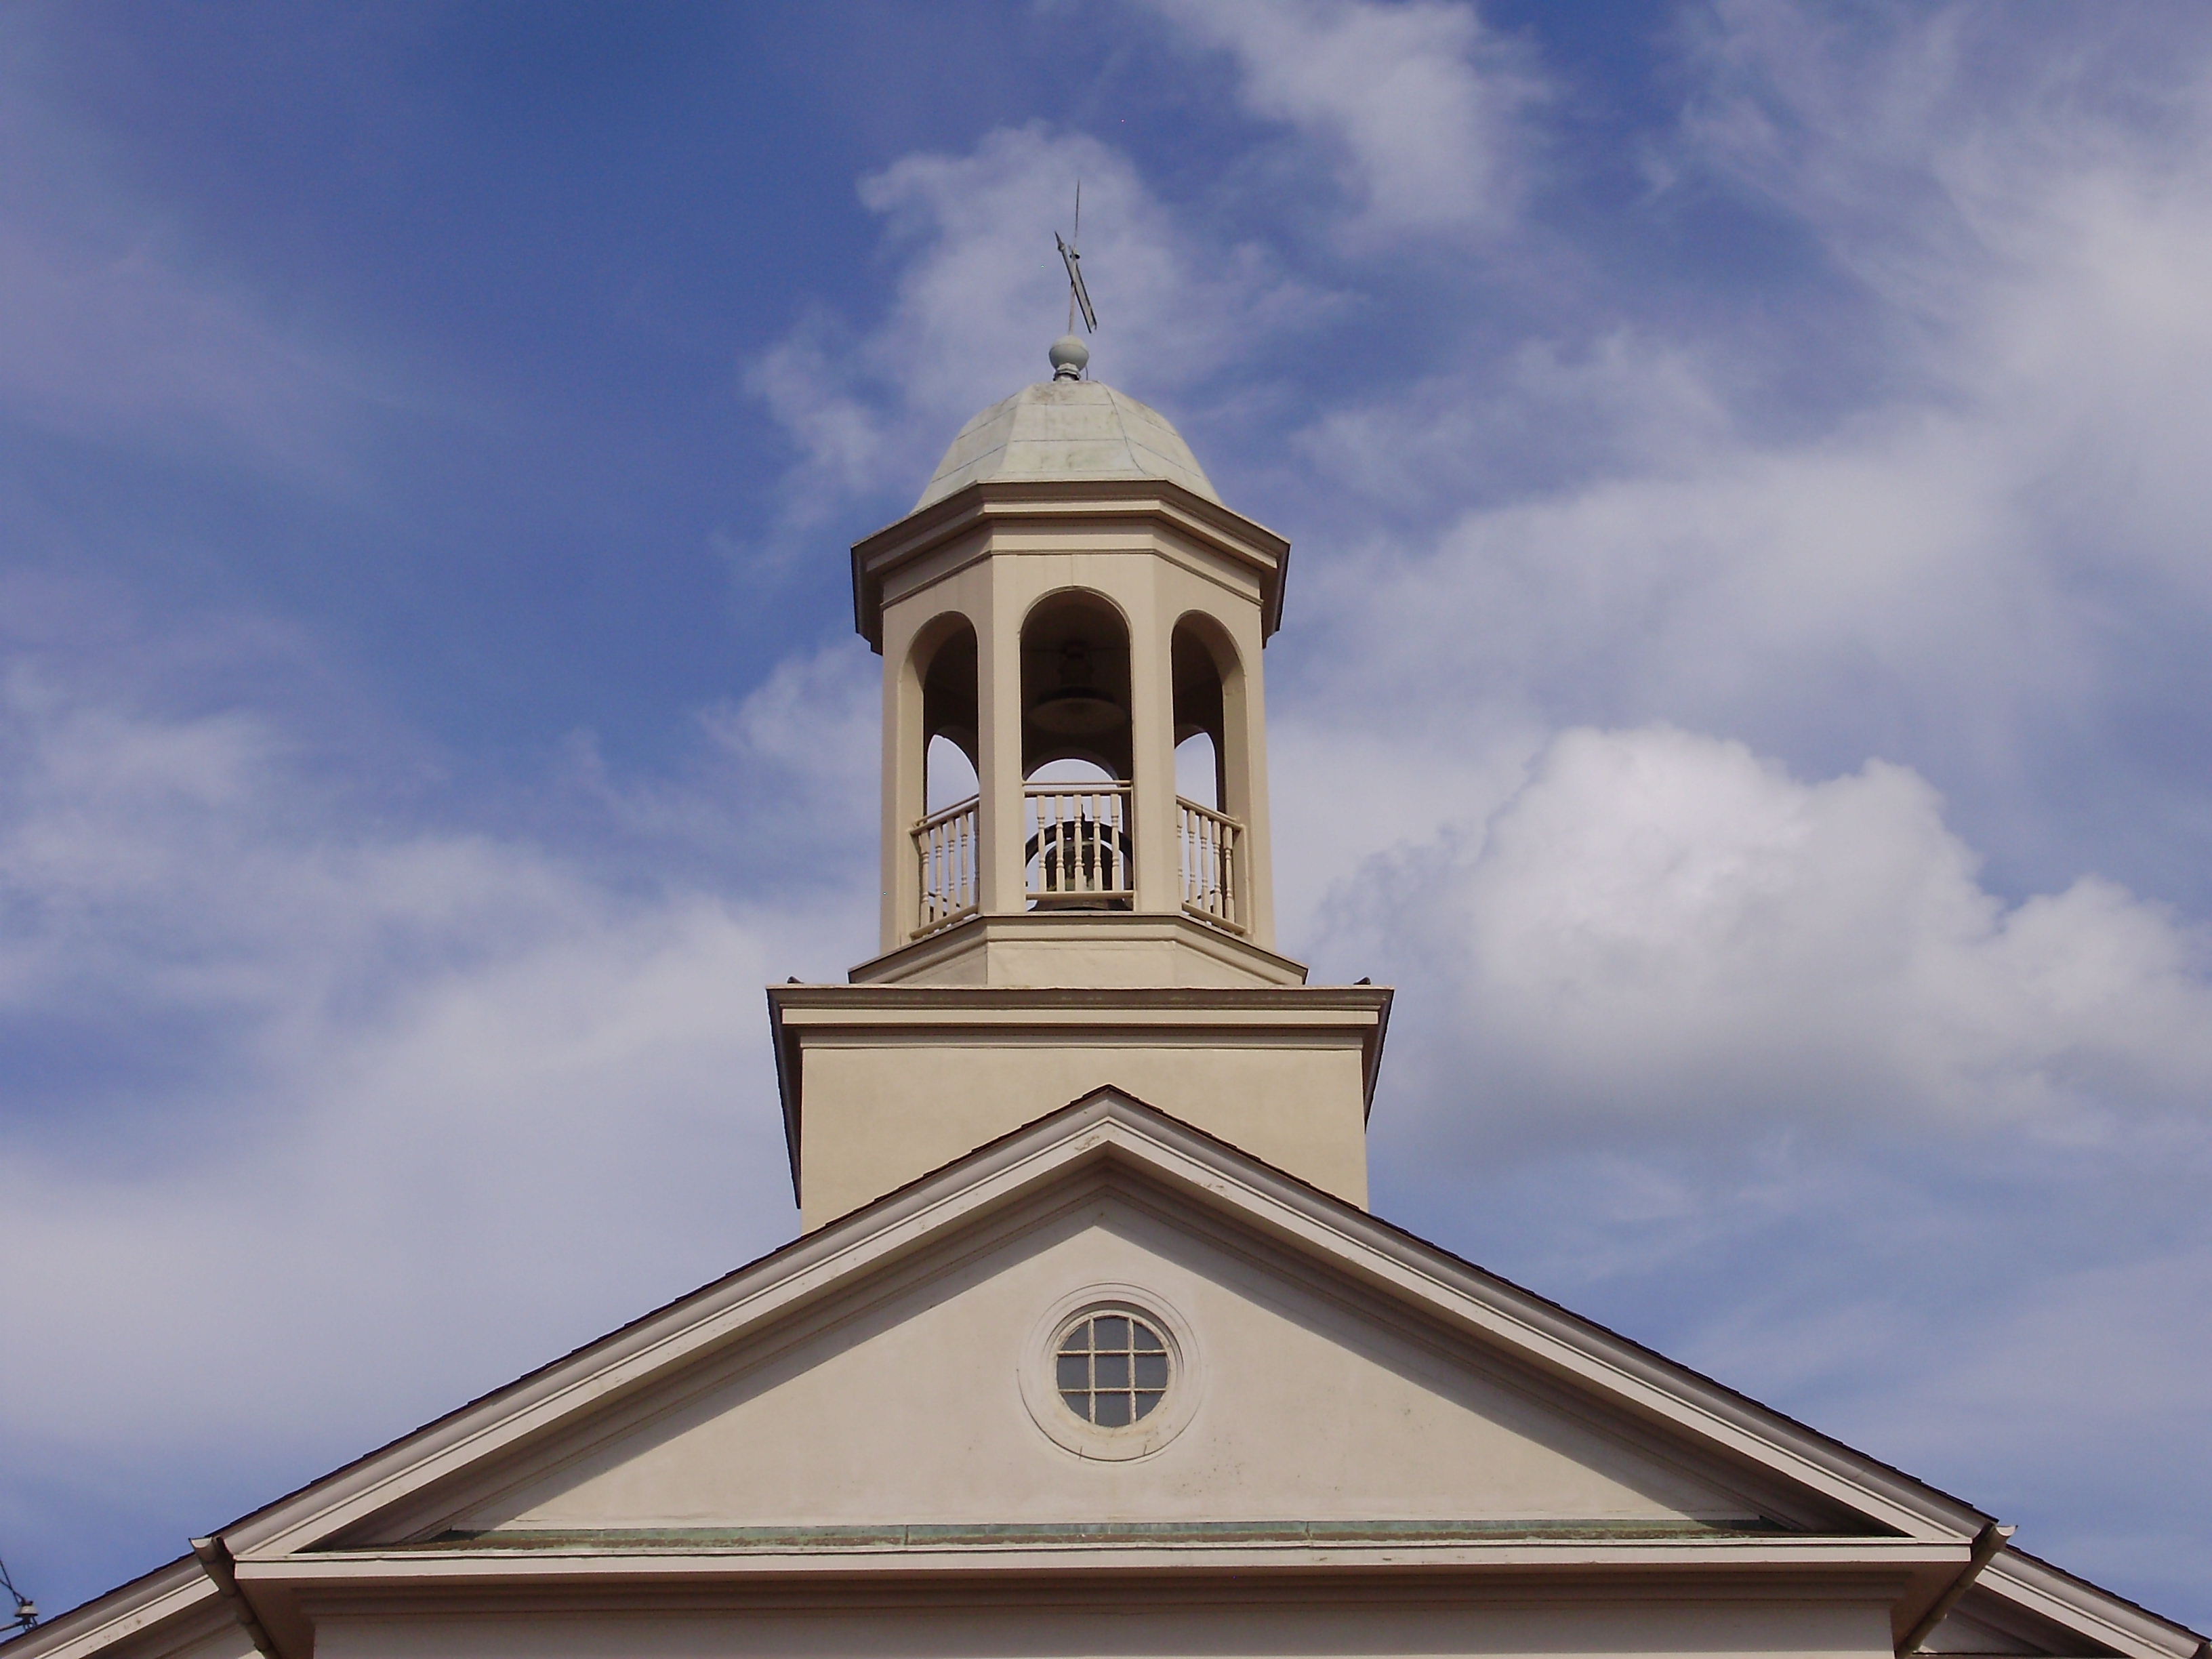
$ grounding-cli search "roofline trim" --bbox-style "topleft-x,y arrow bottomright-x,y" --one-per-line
850,478 -> 1290,651
215,1093 -> 1990,1562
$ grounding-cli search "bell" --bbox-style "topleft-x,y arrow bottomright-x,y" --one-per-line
1031,640 -> 1125,735
1031,686 -> 1124,735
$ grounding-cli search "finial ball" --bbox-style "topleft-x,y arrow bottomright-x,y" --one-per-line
1049,334 -> 1090,380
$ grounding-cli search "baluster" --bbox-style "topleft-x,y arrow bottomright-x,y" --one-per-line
912,797 -> 980,934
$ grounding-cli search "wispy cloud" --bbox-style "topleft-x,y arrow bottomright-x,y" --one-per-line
1279,3 -> 2212,918
1138,0 -> 1547,237
0,652 -> 872,1536
747,123 -> 1326,542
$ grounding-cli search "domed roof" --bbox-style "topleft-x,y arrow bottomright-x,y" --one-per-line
914,378 -> 1220,511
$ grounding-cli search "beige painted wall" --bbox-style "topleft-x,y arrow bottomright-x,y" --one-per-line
796,1036 -> 1372,1224
454,1192 -> 1761,1534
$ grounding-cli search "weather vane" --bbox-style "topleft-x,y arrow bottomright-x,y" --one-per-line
1056,180 -> 1097,337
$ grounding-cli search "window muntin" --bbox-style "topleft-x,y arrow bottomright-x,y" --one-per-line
1054,1311 -> 1170,1427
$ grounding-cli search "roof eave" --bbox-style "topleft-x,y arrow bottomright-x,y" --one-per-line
0,1558 -> 218,1659
849,478 -> 1290,652
210,1092 -> 1992,1563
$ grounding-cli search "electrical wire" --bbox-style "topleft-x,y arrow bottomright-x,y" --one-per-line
0,1552 -> 36,1631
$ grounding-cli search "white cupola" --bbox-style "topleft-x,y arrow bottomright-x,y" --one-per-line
771,342 -> 1391,1229
850,350 -> 1293,985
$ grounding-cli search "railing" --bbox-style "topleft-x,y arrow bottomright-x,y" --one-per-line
912,787 -> 1245,935
1026,783 -> 1132,908
912,795 -> 979,935
1178,796 -> 1246,934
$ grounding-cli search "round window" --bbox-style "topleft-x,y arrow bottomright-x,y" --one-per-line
1054,1310 -> 1170,1427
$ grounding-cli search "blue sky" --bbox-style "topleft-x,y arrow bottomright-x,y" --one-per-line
2,0 -> 2209,1633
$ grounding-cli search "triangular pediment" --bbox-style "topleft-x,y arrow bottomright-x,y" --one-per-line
398,1178 -> 1782,1540
23,1093 -> 2196,1659
262,1092 -> 1922,1555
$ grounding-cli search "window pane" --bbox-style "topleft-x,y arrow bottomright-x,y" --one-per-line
1053,1308 -> 1174,1431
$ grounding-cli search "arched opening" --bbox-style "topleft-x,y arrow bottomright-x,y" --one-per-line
1027,756 -> 1119,786
925,734 -> 979,813
1174,732 -> 1219,811
1171,615 -> 1245,932
1171,616 -> 1233,804
909,616 -> 980,933
1021,591 -> 1133,781
918,618 -> 979,798
1021,592 -> 1133,909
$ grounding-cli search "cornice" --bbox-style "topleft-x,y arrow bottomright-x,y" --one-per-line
246,1533 -> 1963,1584
848,477 -> 1290,649
0,1560 -> 218,1659
847,909 -> 1311,988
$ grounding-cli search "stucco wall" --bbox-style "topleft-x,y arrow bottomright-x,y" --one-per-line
451,1191 -> 1753,1534
798,1036 -> 1372,1223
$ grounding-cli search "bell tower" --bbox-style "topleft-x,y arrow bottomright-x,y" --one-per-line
861,333 -> 1290,978
769,338 -> 1391,1229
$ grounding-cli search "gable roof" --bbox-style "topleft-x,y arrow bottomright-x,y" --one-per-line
12,1090 -> 2204,1659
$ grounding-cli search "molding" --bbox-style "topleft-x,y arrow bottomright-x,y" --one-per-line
1016,1282 -> 1204,1462
0,1559 -> 218,1659
253,1536 -> 1963,1581
848,910 -> 1311,988
187,1538 -> 285,1659
1976,1549 -> 2207,1659
851,478 -> 1291,650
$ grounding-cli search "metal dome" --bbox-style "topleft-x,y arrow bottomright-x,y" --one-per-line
915,378 -> 1220,511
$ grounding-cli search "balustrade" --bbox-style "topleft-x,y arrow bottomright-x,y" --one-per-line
912,795 -> 979,935
911,786 -> 1246,936
1177,797 -> 1245,934
1026,783 -> 1132,907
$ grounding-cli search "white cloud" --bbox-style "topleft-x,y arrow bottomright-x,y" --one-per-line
1292,327 -> 1739,514
1264,10 -> 2212,938
748,123 -> 1325,533
1139,0 -> 1546,236
1320,724 -> 2212,1149
565,637 -> 882,886
0,658 -> 869,1482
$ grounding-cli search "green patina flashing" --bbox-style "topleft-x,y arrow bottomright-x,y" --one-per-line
367,1517 -> 1789,1555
